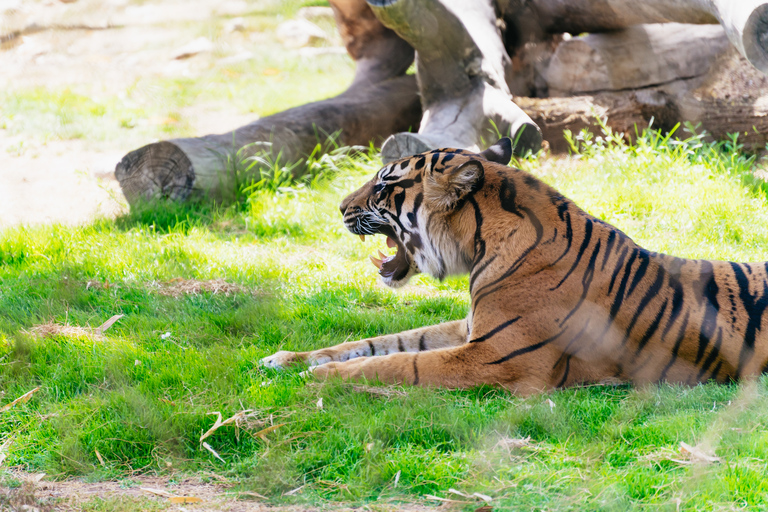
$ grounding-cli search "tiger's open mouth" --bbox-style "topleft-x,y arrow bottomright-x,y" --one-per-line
359,232 -> 411,283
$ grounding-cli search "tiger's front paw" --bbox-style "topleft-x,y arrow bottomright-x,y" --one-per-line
259,350 -> 303,370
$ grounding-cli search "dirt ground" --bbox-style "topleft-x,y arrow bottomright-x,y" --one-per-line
2,471 -> 447,511
0,0 -> 261,229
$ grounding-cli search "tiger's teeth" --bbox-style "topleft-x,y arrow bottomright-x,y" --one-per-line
359,235 -> 366,242
378,250 -> 388,260
369,255 -> 383,269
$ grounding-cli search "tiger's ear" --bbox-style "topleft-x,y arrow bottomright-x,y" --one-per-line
480,138 -> 512,165
425,159 -> 484,210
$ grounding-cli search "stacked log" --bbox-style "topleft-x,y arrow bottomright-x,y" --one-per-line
115,0 -> 768,205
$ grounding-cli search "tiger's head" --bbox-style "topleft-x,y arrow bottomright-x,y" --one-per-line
340,138 -> 513,288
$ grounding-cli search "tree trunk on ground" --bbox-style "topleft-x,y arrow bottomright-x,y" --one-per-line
115,76 -> 421,203
518,51 -> 768,153
369,0 -> 543,162
545,24 -> 730,96
500,0 -> 768,75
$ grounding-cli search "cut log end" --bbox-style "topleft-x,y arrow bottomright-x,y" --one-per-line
510,121 -> 543,155
115,141 -> 195,204
745,5 -> 768,73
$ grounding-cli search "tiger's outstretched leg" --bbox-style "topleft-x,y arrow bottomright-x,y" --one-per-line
308,340 -> 556,395
259,319 -> 468,369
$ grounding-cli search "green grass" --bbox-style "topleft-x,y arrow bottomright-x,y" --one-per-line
2,127 -> 768,510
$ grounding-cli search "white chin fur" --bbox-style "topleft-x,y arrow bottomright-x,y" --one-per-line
380,265 -> 419,288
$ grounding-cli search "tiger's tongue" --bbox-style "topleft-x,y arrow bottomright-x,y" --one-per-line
369,237 -> 399,270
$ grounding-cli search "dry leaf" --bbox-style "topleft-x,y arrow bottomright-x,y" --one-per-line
473,492 -> 493,503
141,487 -> 173,498
316,397 -> 323,409
393,470 -> 401,488
365,442 -> 374,452
284,485 -> 304,496
200,410 -> 255,443
679,441 -> 720,464
545,398 -> 556,410
95,449 -> 105,467
202,442 -> 225,463
27,473 -> 46,483
449,488 -> 470,498
254,423 -> 286,441
425,494 -> 471,504
0,387 -> 41,413
169,496 -> 202,504
475,506 -> 493,512
497,436 -> 531,449
96,314 -> 124,333
351,385 -> 407,398
0,437 -> 11,466
234,491 -> 267,499
158,397 -> 176,406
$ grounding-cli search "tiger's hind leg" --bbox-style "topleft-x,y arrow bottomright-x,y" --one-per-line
259,319 -> 468,370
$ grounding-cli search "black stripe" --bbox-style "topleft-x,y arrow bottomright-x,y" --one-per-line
659,310 -> 691,381
660,276 -> 685,340
367,340 -> 375,356
601,230 -> 617,271
556,355 -> 572,388
634,299 -> 669,356
697,327 -> 723,381
486,329 -> 566,365
622,268 -> 666,348
710,360 -> 724,383
472,207 -> 544,308
418,334 -> 427,351
469,316 -> 522,343
407,192 -> 423,228
499,177 -> 524,218
559,240 -> 601,327
430,152 -> 440,170
397,336 -> 405,353
551,219 -> 593,290
730,262 -> 768,377
626,251 -> 650,298
468,197 -> 487,290
696,267 -> 720,364
609,249 -> 639,319
412,354 -> 420,385
608,246 -> 630,294
546,204 -> 572,268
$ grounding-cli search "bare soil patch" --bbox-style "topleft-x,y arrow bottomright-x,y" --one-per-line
0,0 -> 260,229
2,472 -> 440,511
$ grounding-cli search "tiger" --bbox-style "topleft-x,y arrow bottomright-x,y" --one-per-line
260,137 -> 768,394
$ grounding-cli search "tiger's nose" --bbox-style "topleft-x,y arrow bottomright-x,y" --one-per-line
339,192 -> 354,215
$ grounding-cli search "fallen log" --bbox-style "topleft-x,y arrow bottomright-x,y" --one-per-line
546,24 -> 731,96
369,0 -> 542,162
519,51 -> 768,153
115,76 -> 421,203
115,0 -> 417,204
500,0 -> 768,75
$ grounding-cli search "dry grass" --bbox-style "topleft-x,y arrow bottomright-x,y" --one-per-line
154,278 -> 248,298
27,321 -> 106,341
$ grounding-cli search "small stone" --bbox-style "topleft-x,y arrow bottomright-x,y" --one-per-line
276,19 -> 328,48
172,37 -> 214,60
224,17 -> 245,33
